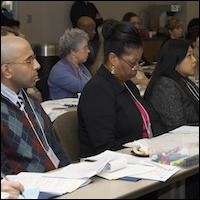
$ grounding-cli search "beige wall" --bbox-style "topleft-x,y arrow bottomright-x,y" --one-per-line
16,1 -> 199,45
18,1 -> 74,45
186,1 -> 199,25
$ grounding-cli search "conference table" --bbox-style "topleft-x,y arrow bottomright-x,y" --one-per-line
54,148 -> 199,199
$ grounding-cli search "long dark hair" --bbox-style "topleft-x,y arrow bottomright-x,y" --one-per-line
144,39 -> 199,112
102,18 -> 142,62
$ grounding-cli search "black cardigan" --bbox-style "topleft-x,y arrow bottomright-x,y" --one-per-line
78,65 -> 156,158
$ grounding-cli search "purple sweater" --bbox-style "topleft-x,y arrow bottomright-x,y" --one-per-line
48,58 -> 91,100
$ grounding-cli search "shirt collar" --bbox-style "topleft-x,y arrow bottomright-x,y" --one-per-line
1,83 -> 24,106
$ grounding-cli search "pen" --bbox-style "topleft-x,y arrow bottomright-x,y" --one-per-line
1,172 -> 26,199
84,159 -> 96,162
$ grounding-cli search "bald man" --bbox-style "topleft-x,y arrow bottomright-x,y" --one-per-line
77,16 -> 99,71
1,36 -> 40,92
1,36 -> 70,175
77,16 -> 96,41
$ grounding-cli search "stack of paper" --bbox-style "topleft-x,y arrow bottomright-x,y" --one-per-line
83,150 -> 180,182
47,150 -> 180,182
6,172 -> 91,198
5,148 -> 183,200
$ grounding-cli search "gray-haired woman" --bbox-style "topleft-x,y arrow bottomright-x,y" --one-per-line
48,28 -> 92,100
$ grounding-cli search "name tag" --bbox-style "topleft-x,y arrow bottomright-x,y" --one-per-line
147,123 -> 153,138
47,147 -> 60,168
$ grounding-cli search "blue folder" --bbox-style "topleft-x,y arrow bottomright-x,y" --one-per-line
119,176 -> 141,182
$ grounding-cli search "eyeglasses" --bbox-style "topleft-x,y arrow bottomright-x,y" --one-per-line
120,57 -> 145,71
5,54 -> 36,66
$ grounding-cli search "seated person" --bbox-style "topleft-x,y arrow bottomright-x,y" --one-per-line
122,12 -> 142,34
161,16 -> 184,47
186,18 -> 199,81
122,11 -> 151,65
89,25 -> 104,76
78,19 -> 157,158
48,28 -> 92,100
144,39 -> 199,135
122,12 -> 151,87
70,0 -> 103,46
1,25 -> 22,36
1,25 -> 42,102
1,36 -> 70,175
1,10 -> 26,39
77,16 -> 99,72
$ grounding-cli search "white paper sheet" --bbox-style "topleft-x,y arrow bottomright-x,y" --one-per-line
6,172 -> 91,196
41,98 -> 78,121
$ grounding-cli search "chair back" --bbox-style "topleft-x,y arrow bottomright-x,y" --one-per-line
52,110 -> 80,163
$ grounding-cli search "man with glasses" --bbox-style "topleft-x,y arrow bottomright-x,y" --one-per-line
1,24 -> 42,102
1,36 -> 70,175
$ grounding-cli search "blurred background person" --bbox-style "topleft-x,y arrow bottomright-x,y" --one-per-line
1,25 -> 19,36
186,17 -> 199,81
70,1 -> 103,50
144,39 -> 199,135
89,28 -> 104,76
161,16 -> 184,47
122,11 -> 150,89
1,1 -> 18,24
122,12 -> 143,35
1,1 -> 25,38
70,1 -> 103,29
78,19 -> 158,158
77,16 -> 99,72
48,28 -> 92,100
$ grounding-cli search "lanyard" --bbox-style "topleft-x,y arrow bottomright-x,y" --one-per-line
22,89 -> 50,151
22,89 -> 60,168
123,82 -> 153,138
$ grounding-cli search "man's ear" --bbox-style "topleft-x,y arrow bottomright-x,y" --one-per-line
1,64 -> 12,79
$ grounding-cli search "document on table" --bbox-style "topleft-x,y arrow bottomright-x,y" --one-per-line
47,156 -> 112,179
6,172 -> 91,196
125,160 -> 181,182
80,150 -> 180,182
46,150 -> 180,182
41,98 -> 78,114
18,188 -> 40,199
98,164 -> 154,180
46,150 -> 142,179
99,161 -> 180,182
41,98 -> 78,121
